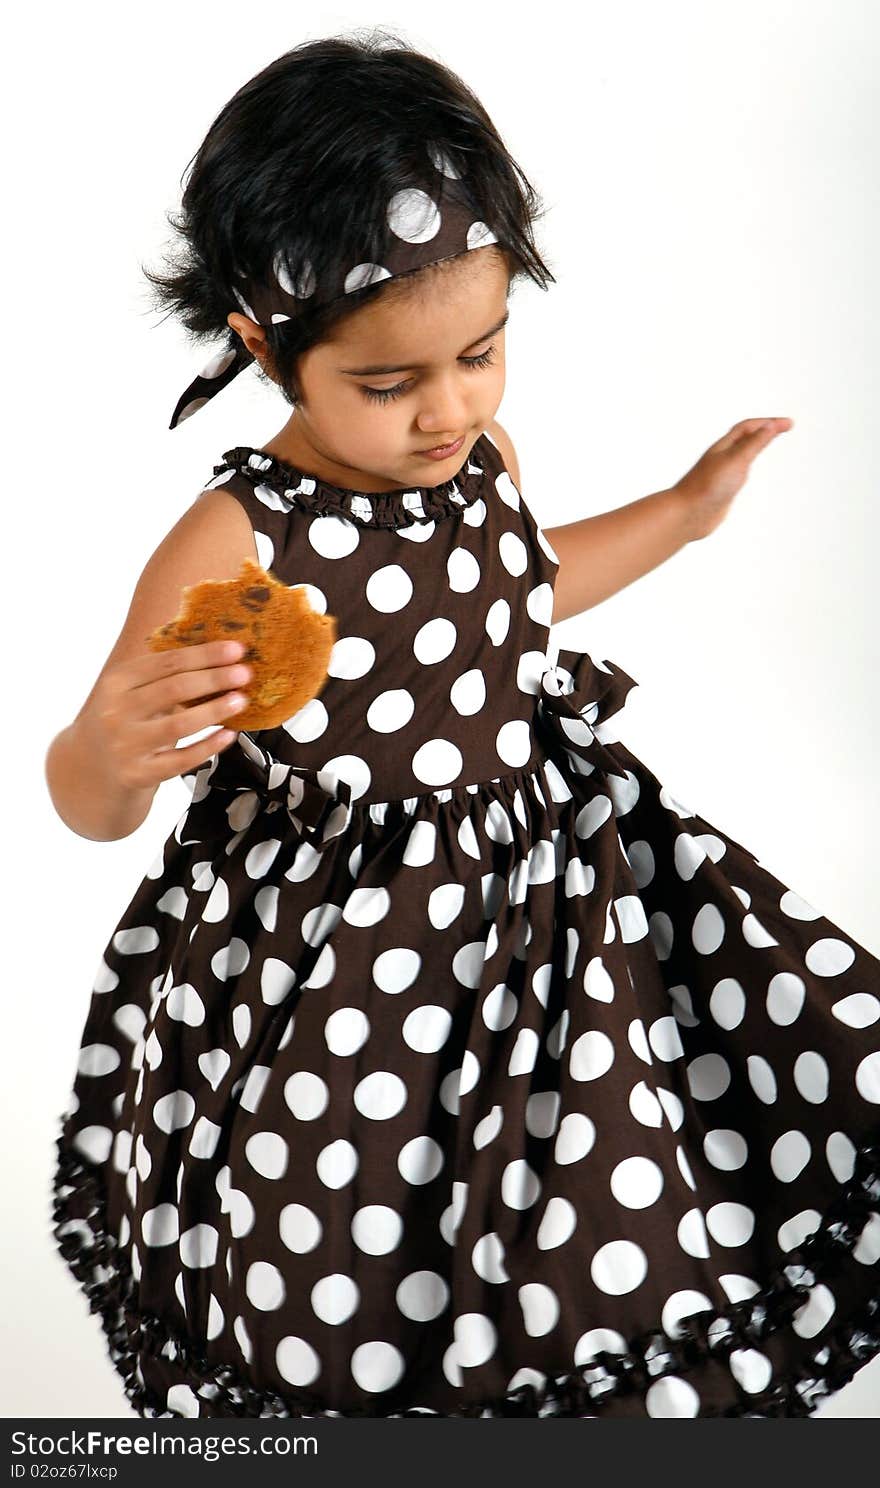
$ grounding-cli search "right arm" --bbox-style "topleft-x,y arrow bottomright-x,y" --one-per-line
44,488 -> 259,842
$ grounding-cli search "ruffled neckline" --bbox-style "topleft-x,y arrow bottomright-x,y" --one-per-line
213,433 -> 491,530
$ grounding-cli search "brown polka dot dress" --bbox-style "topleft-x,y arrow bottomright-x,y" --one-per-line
52,430 -> 880,1419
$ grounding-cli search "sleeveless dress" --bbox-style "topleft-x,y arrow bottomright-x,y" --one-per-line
51,430 -> 880,1420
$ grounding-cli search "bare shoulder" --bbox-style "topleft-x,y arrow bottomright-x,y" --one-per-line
485,417 -> 522,492
73,486 -> 259,723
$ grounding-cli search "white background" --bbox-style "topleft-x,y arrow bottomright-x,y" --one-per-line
4,0 -> 878,1418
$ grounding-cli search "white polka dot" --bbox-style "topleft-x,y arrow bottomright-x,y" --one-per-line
245,1130 -> 289,1179
387,185 -> 442,242
413,616 -> 457,662
525,1090 -> 560,1138
591,1240 -> 648,1295
704,1129 -> 748,1171
645,1375 -> 701,1417
569,1029 -> 615,1082
855,1051 -> 880,1103
448,546 -> 481,592
770,1130 -> 811,1182
692,903 -> 725,953
234,1315 -> 253,1365
316,1139 -> 358,1189
584,957 -> 615,1002
729,1347 -> 774,1394
343,886 -> 391,927
519,1282 -> 559,1336
367,689 -> 415,734
276,1335 -> 321,1387
153,1090 -> 195,1134
260,958 -> 297,1006
113,926 -> 160,955
610,1156 -> 664,1209
536,1196 -> 577,1249
325,1007 -> 370,1055
373,947 -> 422,993
495,718 -> 532,768
501,1158 -> 541,1209
397,1269 -> 449,1321
454,1312 -> 497,1368
765,972 -> 805,1026
450,669 -> 486,716
403,1005 -> 453,1053
180,1224 -> 219,1268
523,582 -> 552,628
478,988 -> 514,1038
328,635 -> 376,679
246,1261 -> 286,1310
747,1055 -> 778,1103
353,1071 -> 407,1120
350,1339 -> 406,1393
142,1203 -> 179,1246
616,894 -> 650,943
472,1232 -> 509,1283
398,1136 -> 444,1185
428,884 -> 466,929
351,1205 -> 403,1255
211,939 -> 250,981
412,738 -> 463,787
793,1051 -> 829,1103
805,937 -> 856,976
198,1049 -> 230,1090
167,1383 -> 200,1417
687,1054 -> 731,1102
309,514 -> 360,560
498,530 -> 528,579
706,1202 -> 755,1247
77,1044 -> 120,1076
554,1113 -> 596,1164
832,993 -> 880,1028
311,1273 -> 359,1325
284,1071 -> 330,1120
485,598 -> 511,646
280,1203 -> 322,1253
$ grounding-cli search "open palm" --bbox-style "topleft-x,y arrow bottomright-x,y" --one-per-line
677,417 -> 794,539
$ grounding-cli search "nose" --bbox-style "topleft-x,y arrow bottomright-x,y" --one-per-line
416,373 -> 473,440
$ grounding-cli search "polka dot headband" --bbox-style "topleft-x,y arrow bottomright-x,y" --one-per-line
169,147 -> 499,429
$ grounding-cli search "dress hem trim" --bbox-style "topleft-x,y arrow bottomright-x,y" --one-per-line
49,1114 -> 880,1419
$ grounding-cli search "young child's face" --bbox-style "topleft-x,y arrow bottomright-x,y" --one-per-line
229,244 -> 509,490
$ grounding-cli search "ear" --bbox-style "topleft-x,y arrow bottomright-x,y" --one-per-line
227,312 -> 275,378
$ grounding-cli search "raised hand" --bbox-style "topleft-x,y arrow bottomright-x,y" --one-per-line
675,417 -> 794,540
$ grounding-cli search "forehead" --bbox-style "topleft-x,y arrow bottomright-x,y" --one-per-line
333,246 -> 509,350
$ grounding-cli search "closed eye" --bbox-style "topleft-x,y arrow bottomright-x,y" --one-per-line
360,344 -> 498,404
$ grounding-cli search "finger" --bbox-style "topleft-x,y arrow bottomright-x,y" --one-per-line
713,418 -> 771,452
748,418 -> 794,441
716,417 -> 794,452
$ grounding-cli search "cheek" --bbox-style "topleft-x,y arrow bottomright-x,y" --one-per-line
344,399 -> 400,453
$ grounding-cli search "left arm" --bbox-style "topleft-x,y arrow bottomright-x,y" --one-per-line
488,415 -> 794,626
543,490 -> 692,624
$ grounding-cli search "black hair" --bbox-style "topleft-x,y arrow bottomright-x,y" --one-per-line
141,26 -> 556,407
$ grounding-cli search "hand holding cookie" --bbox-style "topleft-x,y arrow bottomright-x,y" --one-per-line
146,557 -> 337,731
85,637 -> 257,792
82,559 -> 337,795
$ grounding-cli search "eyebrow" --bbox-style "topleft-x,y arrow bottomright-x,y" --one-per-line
340,310 -> 510,377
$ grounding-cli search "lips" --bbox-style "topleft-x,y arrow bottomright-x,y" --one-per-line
418,435 -> 465,455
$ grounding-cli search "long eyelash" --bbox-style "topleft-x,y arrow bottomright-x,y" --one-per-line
361,345 -> 498,404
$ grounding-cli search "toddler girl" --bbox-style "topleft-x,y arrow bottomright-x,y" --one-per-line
47,32 -> 880,1420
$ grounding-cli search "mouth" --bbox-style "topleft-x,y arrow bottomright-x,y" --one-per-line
416,434 -> 466,457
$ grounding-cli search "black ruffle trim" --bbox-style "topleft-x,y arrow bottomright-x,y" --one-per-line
212,439 -> 489,530
50,1114 -> 880,1419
